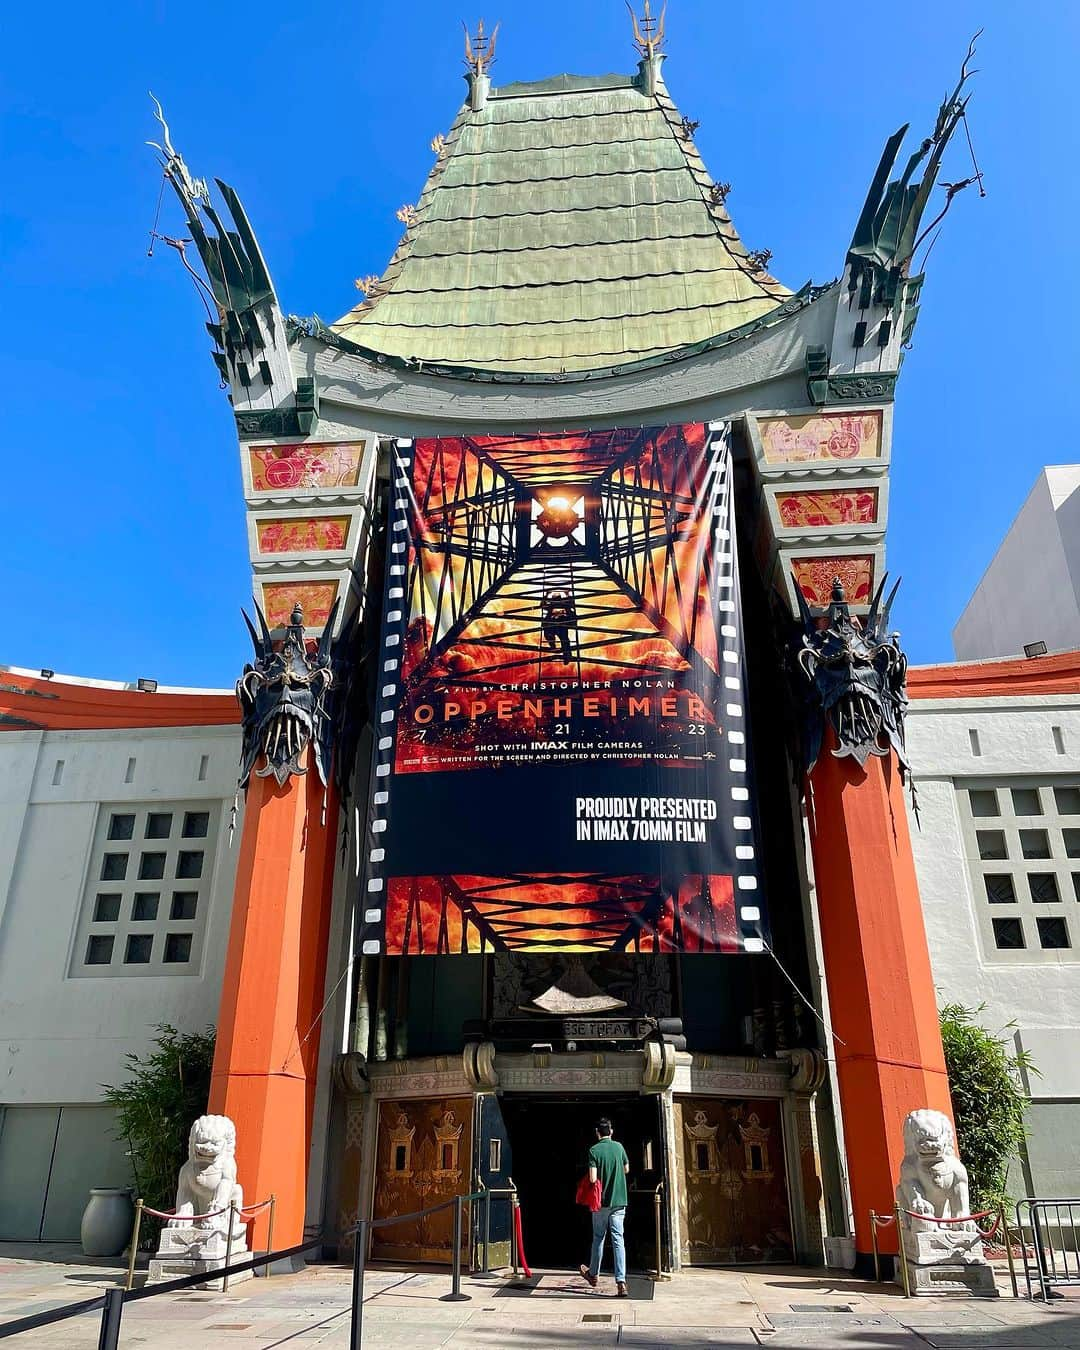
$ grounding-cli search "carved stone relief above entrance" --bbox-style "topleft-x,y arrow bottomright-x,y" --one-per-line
491,952 -> 673,1020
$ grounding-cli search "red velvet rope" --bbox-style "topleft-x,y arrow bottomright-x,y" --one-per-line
140,1198 -> 273,1222
513,1204 -> 532,1280
871,1208 -> 1002,1240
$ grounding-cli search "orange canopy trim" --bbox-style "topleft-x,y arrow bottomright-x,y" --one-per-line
909,651 -> 1080,701
0,669 -> 239,732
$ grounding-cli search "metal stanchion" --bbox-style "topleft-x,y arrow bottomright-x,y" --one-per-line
510,1191 -> 520,1276
265,1195 -> 276,1278
894,1204 -> 912,1298
441,1195 -> 471,1302
1000,1204 -> 1019,1299
223,1201 -> 237,1293
97,1286 -> 124,1350
125,1199 -> 144,1291
653,1186 -> 668,1280
350,1218 -> 367,1350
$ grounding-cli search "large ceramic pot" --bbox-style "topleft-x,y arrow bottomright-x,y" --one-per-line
81,1187 -> 135,1257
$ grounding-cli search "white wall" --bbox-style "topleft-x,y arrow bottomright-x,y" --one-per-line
906,691 -> 1080,1194
0,723 -> 243,1104
953,467 -> 1080,660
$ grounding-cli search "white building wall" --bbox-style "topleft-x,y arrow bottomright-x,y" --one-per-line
906,690 -> 1080,1195
953,467 -> 1080,660
0,720 -> 242,1239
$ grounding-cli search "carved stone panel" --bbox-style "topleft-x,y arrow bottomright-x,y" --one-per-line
491,952 -> 673,1020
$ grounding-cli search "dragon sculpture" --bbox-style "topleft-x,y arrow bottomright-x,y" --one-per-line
237,600 -> 338,788
793,574 -> 911,789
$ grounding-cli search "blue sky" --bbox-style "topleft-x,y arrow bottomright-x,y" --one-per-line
3,1 -> 1077,687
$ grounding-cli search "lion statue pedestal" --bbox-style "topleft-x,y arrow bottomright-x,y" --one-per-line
895,1109 -> 998,1297
148,1115 -> 252,1289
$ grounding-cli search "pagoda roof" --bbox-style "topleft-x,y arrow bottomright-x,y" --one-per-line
331,65 -> 791,375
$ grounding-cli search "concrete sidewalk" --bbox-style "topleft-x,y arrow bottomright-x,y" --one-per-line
2,1245 -> 1080,1348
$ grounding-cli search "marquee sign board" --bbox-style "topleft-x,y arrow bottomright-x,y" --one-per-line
358,422 -> 767,955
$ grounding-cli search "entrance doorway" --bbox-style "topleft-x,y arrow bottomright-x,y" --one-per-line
500,1095 -> 663,1272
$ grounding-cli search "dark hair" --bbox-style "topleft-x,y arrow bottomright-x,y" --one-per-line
595,1117 -> 613,1136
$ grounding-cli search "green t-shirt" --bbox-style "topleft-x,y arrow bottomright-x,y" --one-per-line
588,1136 -> 629,1208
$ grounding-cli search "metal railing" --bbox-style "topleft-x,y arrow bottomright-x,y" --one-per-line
347,1183 -> 522,1350
0,1238 -> 322,1346
0,1186 -> 524,1347
629,1182 -> 668,1280
1017,1198 -> 1080,1300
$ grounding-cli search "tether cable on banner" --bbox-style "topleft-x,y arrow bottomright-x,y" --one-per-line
761,937 -> 846,1047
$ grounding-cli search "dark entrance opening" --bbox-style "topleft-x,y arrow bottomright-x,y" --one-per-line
500,1094 -> 663,1273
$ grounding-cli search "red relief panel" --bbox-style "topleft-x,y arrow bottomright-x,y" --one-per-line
256,517 -> 349,554
261,581 -> 339,629
759,412 -> 882,464
792,555 -> 874,606
249,443 -> 366,491
776,488 -> 878,529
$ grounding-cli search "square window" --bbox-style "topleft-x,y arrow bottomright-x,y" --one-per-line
1054,786 -> 1080,815
992,917 -> 1025,949
1037,916 -> 1070,949
182,811 -> 210,839
132,892 -> 159,922
100,853 -> 128,882
1020,829 -> 1052,860
1011,788 -> 1042,816
93,894 -> 121,923
86,934 -> 114,965
176,851 -> 203,880
969,789 -> 999,818
1029,873 -> 1060,904
107,814 -> 135,840
984,874 -> 1017,905
170,892 -> 198,921
977,830 -> 1008,861
138,852 -> 166,880
164,933 -> 192,964
145,812 -> 173,839
1064,829 -> 1080,859
124,934 -> 153,964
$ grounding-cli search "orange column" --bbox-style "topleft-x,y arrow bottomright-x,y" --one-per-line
209,770 -> 338,1251
807,743 -> 952,1262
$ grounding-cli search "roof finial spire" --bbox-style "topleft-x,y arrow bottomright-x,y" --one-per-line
463,18 -> 499,76
628,1 -> 666,60
463,18 -> 499,111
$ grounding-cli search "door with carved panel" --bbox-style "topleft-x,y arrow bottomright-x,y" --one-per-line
371,1097 -> 474,1263
674,1096 -> 793,1264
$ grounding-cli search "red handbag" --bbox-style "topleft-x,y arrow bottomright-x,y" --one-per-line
575,1175 -> 602,1212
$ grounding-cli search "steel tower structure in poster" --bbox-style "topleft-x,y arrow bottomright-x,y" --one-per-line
358,421 -> 766,955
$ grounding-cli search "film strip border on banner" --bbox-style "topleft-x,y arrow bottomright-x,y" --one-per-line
358,436 -> 415,957
706,420 -> 764,953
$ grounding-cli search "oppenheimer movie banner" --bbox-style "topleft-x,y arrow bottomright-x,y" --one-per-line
358,423 -> 767,955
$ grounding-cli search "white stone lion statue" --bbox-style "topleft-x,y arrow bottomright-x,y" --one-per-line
895,1108 -> 972,1231
168,1114 -> 245,1238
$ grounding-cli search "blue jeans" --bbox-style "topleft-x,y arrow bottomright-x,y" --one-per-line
589,1205 -> 626,1282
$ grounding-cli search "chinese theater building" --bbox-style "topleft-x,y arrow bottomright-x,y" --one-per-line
2,14 -> 985,1275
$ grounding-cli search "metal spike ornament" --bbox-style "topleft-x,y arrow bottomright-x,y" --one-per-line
628,0 -> 666,57
236,600 -> 339,788
792,574 -> 912,787
463,18 -> 499,75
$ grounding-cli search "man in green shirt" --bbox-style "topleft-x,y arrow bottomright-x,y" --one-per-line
579,1117 -> 630,1296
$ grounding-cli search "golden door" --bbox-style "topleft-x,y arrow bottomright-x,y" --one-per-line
675,1096 -> 793,1265
371,1097 -> 473,1264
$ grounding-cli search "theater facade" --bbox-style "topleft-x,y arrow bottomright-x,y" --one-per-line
0,16 -> 987,1273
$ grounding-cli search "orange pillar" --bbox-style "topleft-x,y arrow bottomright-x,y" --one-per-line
209,769 -> 338,1251
807,743 -> 952,1262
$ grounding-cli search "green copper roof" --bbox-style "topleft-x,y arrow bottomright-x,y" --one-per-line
332,67 -> 790,374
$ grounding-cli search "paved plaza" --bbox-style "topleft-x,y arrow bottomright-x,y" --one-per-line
2,1247 -> 1080,1349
